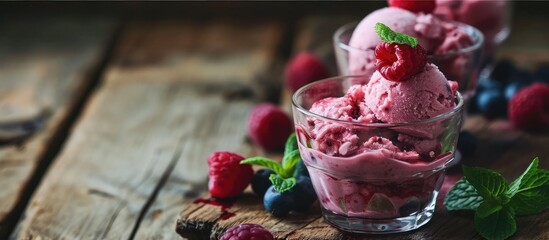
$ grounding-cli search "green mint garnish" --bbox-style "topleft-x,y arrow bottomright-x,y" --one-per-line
474,204 -> 516,240
444,157 -> 549,240
462,165 -> 509,203
444,179 -> 483,211
375,22 -> 419,47
240,157 -> 286,177
241,133 -> 303,193
269,174 -> 296,192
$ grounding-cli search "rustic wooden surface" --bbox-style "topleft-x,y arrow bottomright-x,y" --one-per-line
0,19 -> 115,239
0,3 -> 548,240
10,20 -> 284,240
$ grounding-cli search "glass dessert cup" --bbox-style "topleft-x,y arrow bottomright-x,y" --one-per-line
292,76 -> 464,234
334,21 -> 483,104
432,0 -> 512,75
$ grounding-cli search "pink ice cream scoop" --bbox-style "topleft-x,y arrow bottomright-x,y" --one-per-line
347,7 -> 474,79
434,0 -> 509,61
434,0 -> 508,42
364,63 -> 458,123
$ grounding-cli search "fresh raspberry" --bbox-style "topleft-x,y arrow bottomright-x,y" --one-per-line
374,42 -> 427,82
388,0 -> 436,13
284,52 -> 331,92
508,83 -> 549,130
220,223 -> 274,240
208,151 -> 253,199
248,103 -> 293,151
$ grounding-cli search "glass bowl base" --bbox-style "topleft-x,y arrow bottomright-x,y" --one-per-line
321,197 -> 436,234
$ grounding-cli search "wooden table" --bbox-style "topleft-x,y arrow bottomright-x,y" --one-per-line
1,3 -> 548,240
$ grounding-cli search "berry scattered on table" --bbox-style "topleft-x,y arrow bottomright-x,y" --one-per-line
208,151 -> 254,199
252,169 -> 274,197
476,89 -> 507,118
457,131 -> 478,158
292,176 -> 317,212
476,77 -> 503,93
489,59 -> 516,84
220,223 -> 274,240
293,160 -> 310,177
504,81 -> 529,101
263,185 -> 296,217
284,52 -> 331,93
508,83 -> 549,130
387,0 -> 436,13
247,103 -> 293,151
472,60 -> 549,121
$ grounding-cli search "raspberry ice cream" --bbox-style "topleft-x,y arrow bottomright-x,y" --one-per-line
295,58 -> 461,221
434,0 -> 509,43
348,7 -> 474,78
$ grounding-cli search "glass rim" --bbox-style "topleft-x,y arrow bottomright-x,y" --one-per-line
333,20 -> 485,58
291,75 -> 464,128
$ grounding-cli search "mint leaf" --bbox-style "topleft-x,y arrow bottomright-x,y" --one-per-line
509,184 -> 549,215
462,165 -> 509,203
475,204 -> 516,240
444,178 -> 484,210
476,200 -> 502,218
269,174 -> 296,193
284,133 -> 298,157
282,150 -> 301,175
241,157 -> 284,176
508,158 -> 540,197
507,158 -> 549,215
375,22 -> 419,47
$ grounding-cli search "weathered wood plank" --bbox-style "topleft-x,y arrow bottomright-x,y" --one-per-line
130,20 -> 285,240
0,18 -> 115,238
12,20 -> 284,240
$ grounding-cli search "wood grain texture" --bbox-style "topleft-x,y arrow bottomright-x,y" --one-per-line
0,19 -> 115,238
131,20 -> 285,240
11,20 -> 284,240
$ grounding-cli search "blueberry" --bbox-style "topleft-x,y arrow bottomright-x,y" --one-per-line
457,131 -> 478,158
263,185 -> 295,217
476,77 -> 503,93
509,69 -> 533,84
293,160 -> 310,177
504,81 -> 529,101
398,197 -> 421,216
252,169 -> 274,197
534,65 -> 549,83
291,176 -> 317,212
476,89 -> 507,118
489,59 -> 516,83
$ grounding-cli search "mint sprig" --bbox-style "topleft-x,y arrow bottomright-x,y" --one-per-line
241,133 -> 302,192
375,22 -> 419,47
445,157 -> 549,240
